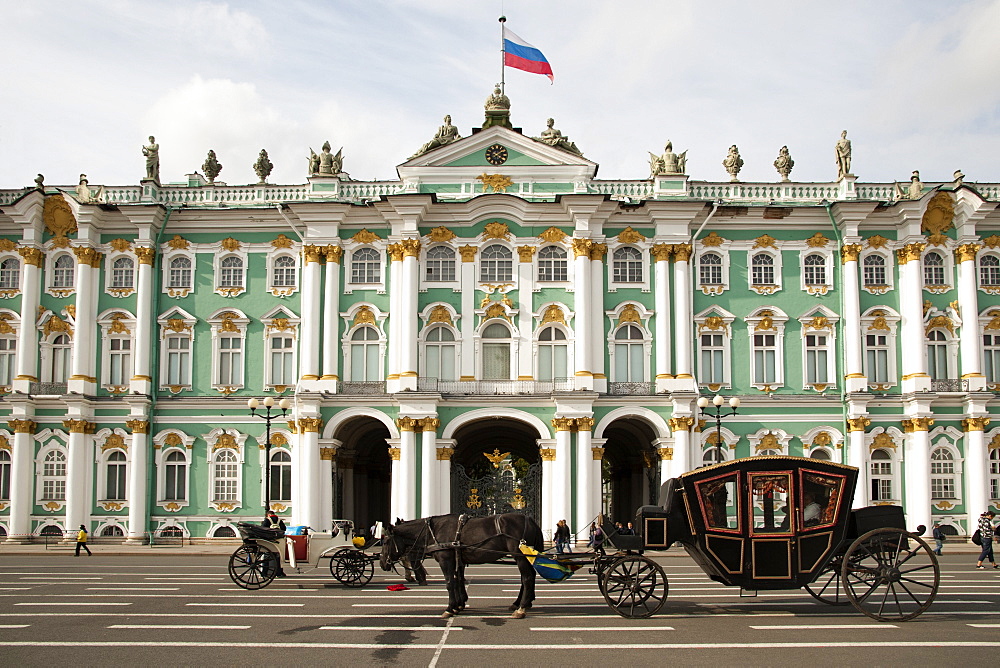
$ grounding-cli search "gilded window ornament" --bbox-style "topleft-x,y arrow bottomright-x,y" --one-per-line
220,237 -> 241,252
164,318 -> 191,334
210,434 -> 238,452
482,221 -> 511,240
352,229 -> 381,244
984,310 -> 1000,331
271,234 -> 294,249
924,315 -> 954,336
869,433 -> 896,451
108,238 -> 132,253
752,234 -> 777,249
269,433 -> 289,447
218,313 -> 240,333
866,235 -> 890,249
983,235 -> 1000,249
753,310 -> 775,331
43,195 -> 77,242
484,302 -> 509,321
43,314 -> 73,338
167,235 -> 190,250
108,313 -> 131,335
476,173 -> 514,193
541,304 -> 565,325
700,232 -> 726,247
617,227 -> 646,244
698,315 -> 728,334
427,226 -> 456,242
755,433 -> 779,452
538,227 -> 567,243
988,434 -> 1000,451
618,303 -> 641,325
101,434 -> 127,452
0,239 -> 16,252
805,316 -> 829,330
805,232 -> 830,248
353,305 -> 376,326
163,432 -> 186,448
266,317 -> 293,333
812,431 -> 833,447
0,314 -> 15,335
427,305 -> 453,326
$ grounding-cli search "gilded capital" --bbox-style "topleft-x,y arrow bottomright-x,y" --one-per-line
650,243 -> 673,262
671,243 -> 693,262
7,419 -> 37,434
954,243 -> 981,263
287,420 -> 298,433
517,246 -> 537,262
571,238 -> 593,258
901,417 -> 934,432
388,447 -> 401,461
18,247 -> 44,267
840,244 -> 863,264
668,416 -> 696,432
574,417 -> 595,432
591,447 -> 605,460
458,245 -> 477,262
62,419 -> 96,434
73,246 -> 102,268
540,448 -> 556,461
396,417 -> 419,432
589,243 -> 607,261
302,245 -> 324,264
387,243 -> 404,262
323,245 -> 343,264
298,417 -> 324,433
551,417 -> 576,432
134,247 -> 156,265
896,242 -> 926,265
399,239 -> 421,258
962,416 -> 991,432
436,447 -> 454,461
419,417 -> 441,433
846,417 -> 871,432
125,419 -> 150,434
319,447 -> 336,461
659,447 -> 674,460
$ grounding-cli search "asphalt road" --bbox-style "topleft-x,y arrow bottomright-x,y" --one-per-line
0,551 -> 998,666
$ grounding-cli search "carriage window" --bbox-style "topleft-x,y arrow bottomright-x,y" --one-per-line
696,474 -> 739,531
799,471 -> 846,529
749,473 -> 791,534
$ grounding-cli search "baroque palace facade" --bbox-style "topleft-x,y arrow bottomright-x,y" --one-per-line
1,99 -> 1000,542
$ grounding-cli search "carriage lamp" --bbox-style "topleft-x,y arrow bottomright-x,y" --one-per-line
697,395 -> 740,461
248,397 -> 292,515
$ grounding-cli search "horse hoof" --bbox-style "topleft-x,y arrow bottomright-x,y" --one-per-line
441,611 -> 454,619
510,609 -> 527,620
508,604 -> 518,612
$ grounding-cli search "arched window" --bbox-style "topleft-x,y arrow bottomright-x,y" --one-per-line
923,251 -> 945,286
803,254 -> 826,286
613,324 -> 644,382
750,254 -> 774,286
0,333 -> 16,386
930,448 -> 956,500
349,326 -> 381,381
44,334 -> 71,383
168,256 -> 192,289
105,451 -> 127,501
481,322 -> 511,380
219,256 -> 243,288
164,450 -> 187,501
39,525 -> 63,537
160,526 -> 183,537
0,449 -> 11,500
52,255 -> 75,288
703,444 -> 727,465
269,450 -> 292,502
810,449 -> 832,461
423,326 -> 456,381
212,450 -> 239,502
537,326 -> 568,381
101,525 -> 124,537
863,255 -> 886,287
980,255 -> 1000,286
272,255 -> 296,288
41,450 -> 66,501
926,330 -> 949,380
870,449 -> 894,501
699,252 -> 722,285
350,248 -> 381,284
425,246 -> 456,282
213,525 -> 237,538
480,245 -> 513,283
0,257 -> 20,290
612,247 -> 642,283
111,257 -> 135,289
538,246 -> 568,282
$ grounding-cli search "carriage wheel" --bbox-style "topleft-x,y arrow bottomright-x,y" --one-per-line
804,555 -> 851,606
842,528 -> 940,622
228,544 -> 278,590
330,549 -> 374,587
600,555 -> 668,619
593,555 -> 615,595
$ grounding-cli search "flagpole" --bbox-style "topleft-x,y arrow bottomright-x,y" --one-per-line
499,15 -> 506,93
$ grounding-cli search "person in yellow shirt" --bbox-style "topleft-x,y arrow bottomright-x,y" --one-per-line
75,525 -> 91,556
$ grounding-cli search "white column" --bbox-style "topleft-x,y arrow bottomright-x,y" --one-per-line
956,244 -> 985,390
575,419 -> 600,535
517,247 -> 534,381
459,247 -> 476,381
419,419 -> 439,518
390,419 -> 418,521
319,445 -> 334,531
13,251 -> 42,391
437,439 -> 456,516
131,249 -> 155,394
398,241 -> 420,391
386,245 -> 402,392
63,421 -> 94,539
963,419 -> 990,534
321,246 -> 342,383
902,419 -> 933,531
653,245 -> 672,391
539,439 -> 557,542
125,420 -> 150,543
590,439 -> 606,523
667,417 -> 694,478
5,421 -> 36,543
591,245 -> 607,391
299,246 -> 322,382
572,240 -> 593,390
297,418 -> 323,529
68,248 -> 99,394
898,244 -> 930,393
340,457 -> 355,523
551,419 -> 573,535
841,244 -> 866,392
846,419 -> 869,508
672,244 -> 694,382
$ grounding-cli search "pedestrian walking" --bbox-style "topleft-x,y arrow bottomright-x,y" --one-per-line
554,519 -> 571,554
932,522 -> 945,556
588,522 -> 605,555
75,524 -> 92,556
975,510 -> 997,569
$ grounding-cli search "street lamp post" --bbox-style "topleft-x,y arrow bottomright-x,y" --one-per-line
248,397 -> 291,515
697,394 -> 740,463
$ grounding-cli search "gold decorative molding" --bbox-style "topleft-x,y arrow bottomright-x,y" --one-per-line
840,244 -> 863,263
571,238 -> 593,258
483,302 -> 510,322
650,243 -> 673,262
0,238 -> 16,252
18,246 -> 44,267
668,416 -> 696,432
517,245 -> 537,262
7,419 -> 36,434
982,234 -> 1000,249
590,243 -> 607,261
698,315 -> 728,334
479,221 -> 509,240
125,419 -> 149,434
551,417 -> 575,432
164,318 -> 191,334
109,238 -> 132,253
658,447 -> 674,461
353,305 -> 376,326
811,431 -> 833,448
671,243 -> 692,262
896,242 -> 926,264
388,447 -> 401,461
323,245 -> 343,264
806,232 -> 830,248
436,447 -> 454,461
419,417 -> 441,433
396,417 -> 419,432
575,417 -> 595,432
427,226 -> 456,242
870,432 -> 896,451
269,433 -> 289,447
0,314 -> 15,335
458,245 -> 477,262
220,237 -> 241,252
901,417 -> 935,432
271,234 -> 294,249
73,246 -> 102,268
167,235 -> 190,250
924,315 -> 955,336
43,194 -> 77,242
211,433 -> 238,452
866,235 -> 890,249
386,243 -> 403,262
352,229 -> 381,244
101,434 -> 127,452
538,226 -> 567,243
300,244 -> 322,264
134,246 -> 155,265
618,303 -> 641,325
591,447 -> 605,460
845,417 -> 870,433
752,234 -> 777,249
400,238 -> 421,258
805,316 -> 830,330
319,447 -> 335,461
954,243 -> 981,263
428,305 -> 453,326
921,191 -> 954,245
540,448 -> 556,461
753,310 -> 775,331
618,227 -> 646,244
755,432 -> 780,453
163,432 -> 185,449
298,417 -> 323,433
99,501 -> 125,511
541,304 -> 566,325
62,419 -> 96,434
700,231 -> 725,247
962,417 -> 991,432
477,174 -> 514,193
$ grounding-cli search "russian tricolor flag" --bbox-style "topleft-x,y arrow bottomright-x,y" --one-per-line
503,27 -> 553,83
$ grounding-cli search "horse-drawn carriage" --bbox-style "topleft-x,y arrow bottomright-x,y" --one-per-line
228,519 -> 379,590
380,456 -> 939,621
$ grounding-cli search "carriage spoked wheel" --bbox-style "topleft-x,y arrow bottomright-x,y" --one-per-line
329,548 -> 375,587
228,544 -> 279,590
804,555 -> 851,606
842,527 -> 940,622
600,555 -> 668,619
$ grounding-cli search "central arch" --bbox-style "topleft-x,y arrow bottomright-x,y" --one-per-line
331,416 -> 392,535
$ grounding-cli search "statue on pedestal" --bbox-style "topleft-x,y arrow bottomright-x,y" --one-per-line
534,118 -> 582,155
75,174 -> 105,203
34,174 -> 44,191
722,145 -> 743,182
201,150 -> 222,184
254,149 -> 273,184
485,84 -> 510,111
649,140 -> 687,177
894,170 -> 924,200
317,141 -> 343,175
773,146 -> 794,181
142,136 -> 160,182
835,130 -> 852,180
411,115 -> 461,158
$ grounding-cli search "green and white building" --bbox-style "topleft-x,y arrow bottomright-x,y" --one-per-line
1,99 -> 999,542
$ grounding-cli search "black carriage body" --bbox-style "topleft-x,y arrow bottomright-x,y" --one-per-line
639,456 -> 863,591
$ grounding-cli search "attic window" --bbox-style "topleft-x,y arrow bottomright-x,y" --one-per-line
763,207 -> 791,220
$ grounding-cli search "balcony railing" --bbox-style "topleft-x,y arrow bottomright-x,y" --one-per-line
607,381 -> 656,396
338,381 -> 387,396
29,382 -> 67,395
417,378 -> 573,395
931,378 -> 969,393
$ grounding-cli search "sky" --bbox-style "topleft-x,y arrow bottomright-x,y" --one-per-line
2,0 -> 999,190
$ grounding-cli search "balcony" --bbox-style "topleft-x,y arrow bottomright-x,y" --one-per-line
338,381 -> 387,396
417,378 -> 573,395
29,382 -> 67,395
931,379 -> 969,393
607,381 -> 656,396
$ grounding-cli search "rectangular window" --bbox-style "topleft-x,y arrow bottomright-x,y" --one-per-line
865,334 -> 890,383
805,334 -> 828,384
166,337 -> 190,386
269,337 -> 294,386
699,333 -> 724,384
218,336 -> 243,386
109,338 -> 132,386
483,343 -> 510,380
927,343 -> 948,380
0,459 -> 10,500
984,334 -> 1000,383
538,259 -> 567,282
930,478 -> 956,500
871,477 -> 892,501
426,257 -> 456,282
753,334 -> 777,384
0,338 -> 16,386
169,262 -> 192,288
42,479 -> 65,501
106,464 -> 127,500
165,464 -> 185,501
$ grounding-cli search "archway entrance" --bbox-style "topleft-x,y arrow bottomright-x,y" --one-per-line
333,417 -> 391,534
602,418 -> 660,525
450,418 -> 542,519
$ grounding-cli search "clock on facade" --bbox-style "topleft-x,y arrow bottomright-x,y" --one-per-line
485,144 -> 508,165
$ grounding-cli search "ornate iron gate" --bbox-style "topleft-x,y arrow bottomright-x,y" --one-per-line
451,451 -> 541,519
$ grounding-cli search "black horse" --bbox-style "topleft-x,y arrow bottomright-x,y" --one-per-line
380,513 -> 544,619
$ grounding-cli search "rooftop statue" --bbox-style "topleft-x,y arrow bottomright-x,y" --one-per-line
485,84 -> 510,111
534,118 -> 582,156
202,149 -> 222,184
894,170 -> 924,200
34,173 -> 44,191
722,145 -> 743,182
835,130 -> 852,181
142,135 -> 160,183
318,141 -> 343,175
773,146 -> 794,181
649,140 -> 687,177
953,169 -> 965,186
254,149 -> 273,184
74,174 -> 105,203
411,115 -> 461,158
308,149 -> 320,176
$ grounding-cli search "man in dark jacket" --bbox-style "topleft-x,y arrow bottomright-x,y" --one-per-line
262,510 -> 287,577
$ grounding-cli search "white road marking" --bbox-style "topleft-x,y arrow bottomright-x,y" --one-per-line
531,626 -> 675,631
19,576 -> 102,580
87,588 -> 179,591
185,602 -> 305,607
317,626 -> 464,632
749,624 -> 898,630
108,624 -> 252,630
14,602 -> 131,606
968,623 -> 1000,628
427,617 -> 455,668
0,641 -> 998,649
0,625 -> 29,629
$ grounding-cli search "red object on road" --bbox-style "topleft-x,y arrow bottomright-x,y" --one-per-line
386,584 -> 410,591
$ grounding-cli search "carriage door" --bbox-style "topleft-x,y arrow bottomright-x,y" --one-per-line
795,469 -> 849,578
747,472 -> 794,581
